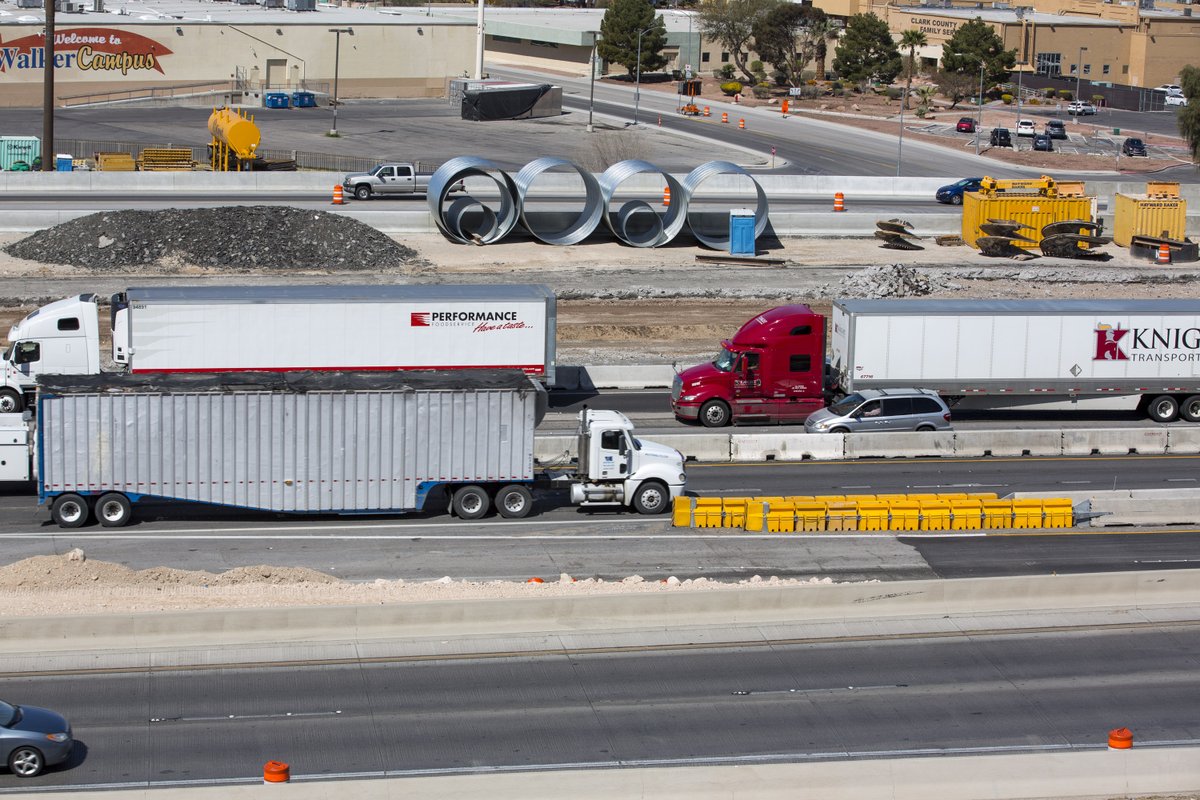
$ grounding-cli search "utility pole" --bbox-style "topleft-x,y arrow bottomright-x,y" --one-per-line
328,27 -> 353,137
633,25 -> 653,126
975,60 -> 984,157
474,0 -> 485,80
41,0 -> 56,172
587,32 -> 597,133
1075,46 -> 1087,105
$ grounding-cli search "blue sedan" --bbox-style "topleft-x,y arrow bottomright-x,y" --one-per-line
2,700 -> 73,778
935,177 -> 983,205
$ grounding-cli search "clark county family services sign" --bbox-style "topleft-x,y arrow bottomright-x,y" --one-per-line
0,28 -> 172,76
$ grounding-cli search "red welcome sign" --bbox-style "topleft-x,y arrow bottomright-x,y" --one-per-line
0,27 -> 173,74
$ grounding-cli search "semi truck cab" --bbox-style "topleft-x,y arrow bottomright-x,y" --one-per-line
1,294 -> 101,413
671,305 -> 827,427
569,409 -> 686,514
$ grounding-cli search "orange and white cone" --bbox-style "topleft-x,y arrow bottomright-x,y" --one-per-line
332,185 -> 344,205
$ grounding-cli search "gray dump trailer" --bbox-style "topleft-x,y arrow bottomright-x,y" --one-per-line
35,370 -> 686,527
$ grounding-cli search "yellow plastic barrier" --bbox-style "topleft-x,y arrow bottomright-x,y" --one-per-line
888,502 -> 921,531
842,494 -> 877,504
857,501 -> 890,532
920,500 -> 953,531
672,496 -> 693,527
826,501 -> 859,532
723,498 -> 749,529
766,501 -> 796,533
950,500 -> 984,531
966,492 -> 999,500
744,500 -> 767,532
1012,499 -> 1045,529
693,498 -> 724,528
794,502 -> 827,532
1042,498 -> 1074,528
982,500 -> 1014,529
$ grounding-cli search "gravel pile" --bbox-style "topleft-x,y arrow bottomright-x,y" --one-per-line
835,263 -> 957,298
3,206 -> 422,271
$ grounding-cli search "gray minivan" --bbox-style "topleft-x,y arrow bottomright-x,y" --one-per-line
804,388 -> 952,434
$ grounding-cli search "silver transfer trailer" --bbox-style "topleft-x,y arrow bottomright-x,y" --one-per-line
38,370 -> 543,527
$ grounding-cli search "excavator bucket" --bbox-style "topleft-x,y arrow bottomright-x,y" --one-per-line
1039,233 -> 1113,260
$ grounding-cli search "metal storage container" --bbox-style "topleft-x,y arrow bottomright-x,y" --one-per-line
0,136 -> 40,171
961,193 -> 1096,249
1113,183 -> 1186,247
38,371 -> 542,515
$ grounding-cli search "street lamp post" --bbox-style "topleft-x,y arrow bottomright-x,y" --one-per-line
587,32 -> 598,133
328,27 -> 353,137
975,60 -> 985,156
633,25 -> 654,126
1014,60 -> 1026,151
1075,46 -> 1088,106
896,99 -> 905,177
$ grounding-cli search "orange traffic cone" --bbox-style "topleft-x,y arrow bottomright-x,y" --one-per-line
1108,728 -> 1133,750
833,192 -> 845,212
721,112 -> 729,124
663,186 -> 671,207
703,106 -> 710,117
263,761 -> 290,784
1157,243 -> 1171,264
738,118 -> 746,129
782,99 -> 789,118
332,185 -> 344,205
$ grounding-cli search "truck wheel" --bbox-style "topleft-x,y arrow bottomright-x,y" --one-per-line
452,485 -> 490,520
632,480 -> 669,515
0,389 -> 22,414
1180,395 -> 1200,423
96,493 -> 133,527
495,484 -> 533,519
51,493 -> 89,528
1147,394 -> 1180,423
699,400 -> 731,428
8,745 -> 45,778
354,185 -> 372,201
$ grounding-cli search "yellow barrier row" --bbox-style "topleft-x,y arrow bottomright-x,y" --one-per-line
672,494 -> 1073,532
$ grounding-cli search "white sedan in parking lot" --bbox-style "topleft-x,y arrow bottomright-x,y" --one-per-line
1164,94 -> 1187,107
1016,119 -> 1037,136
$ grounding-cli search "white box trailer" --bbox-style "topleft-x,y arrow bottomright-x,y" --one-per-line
35,370 -> 685,527
832,299 -> 1200,423
2,284 -> 556,414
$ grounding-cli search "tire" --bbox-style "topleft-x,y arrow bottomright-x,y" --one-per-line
915,424 -> 936,432
96,492 -> 133,527
354,184 -> 372,201
0,388 -> 22,414
632,480 -> 670,515
1146,394 -> 1180,423
829,427 -> 850,434
495,484 -> 533,519
8,745 -> 45,778
51,493 -> 89,528
699,399 -> 731,428
1180,395 -> 1200,423
452,485 -> 490,520
950,194 -> 963,206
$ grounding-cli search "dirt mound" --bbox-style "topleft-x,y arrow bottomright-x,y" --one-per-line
3,207 -> 423,271
835,263 -> 957,298
0,551 -> 338,590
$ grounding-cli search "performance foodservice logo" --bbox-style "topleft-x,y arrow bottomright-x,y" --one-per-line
411,310 -> 530,333
1094,321 -> 1200,362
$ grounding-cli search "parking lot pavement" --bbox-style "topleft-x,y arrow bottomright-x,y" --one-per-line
920,120 -> 1185,160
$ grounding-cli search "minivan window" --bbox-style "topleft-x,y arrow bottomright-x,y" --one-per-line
882,397 -> 913,416
828,392 -> 867,416
858,400 -> 883,417
913,397 -> 944,413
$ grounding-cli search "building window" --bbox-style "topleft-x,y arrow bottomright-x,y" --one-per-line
492,34 -> 521,44
1122,64 -> 1129,74
1083,63 -> 1091,75
1036,52 -> 1061,76
701,52 -> 710,63
530,40 -> 559,49
1103,64 -> 1110,75
721,51 -> 729,62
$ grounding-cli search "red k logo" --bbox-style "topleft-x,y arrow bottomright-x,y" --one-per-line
1094,324 -> 1128,360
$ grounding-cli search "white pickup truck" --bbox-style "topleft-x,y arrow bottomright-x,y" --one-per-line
341,162 -> 462,200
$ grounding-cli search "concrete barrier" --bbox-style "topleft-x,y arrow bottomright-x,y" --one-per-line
844,430 -> 956,459
575,365 -> 676,390
1060,428 -> 1168,456
534,434 -> 576,463
654,433 -> 731,462
1166,427 -> 1200,454
729,432 -> 843,462
953,430 -> 1063,457
1085,488 -> 1200,527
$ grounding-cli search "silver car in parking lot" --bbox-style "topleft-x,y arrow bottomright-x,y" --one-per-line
804,388 -> 952,434
1,700 -> 73,778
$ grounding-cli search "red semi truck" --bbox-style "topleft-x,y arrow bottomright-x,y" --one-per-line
671,300 -> 1200,426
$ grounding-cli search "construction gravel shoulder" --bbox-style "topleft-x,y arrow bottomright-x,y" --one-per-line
1,211 -> 1199,614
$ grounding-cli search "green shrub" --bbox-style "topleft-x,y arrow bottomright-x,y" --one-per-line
719,81 -> 743,96
915,107 -> 927,118
1044,87 -> 1056,98
886,87 -> 904,100
752,82 -> 771,99
1028,97 -> 1040,105
718,64 -> 736,80
1058,89 -> 1072,100
1092,94 -> 1105,104
1001,93 -> 1013,104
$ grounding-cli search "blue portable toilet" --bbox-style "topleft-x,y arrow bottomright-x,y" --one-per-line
264,92 -> 290,109
291,91 -> 317,108
55,153 -> 74,172
729,208 -> 756,256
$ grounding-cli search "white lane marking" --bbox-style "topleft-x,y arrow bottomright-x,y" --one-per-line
0,532 -> 986,540
1062,481 -> 1092,485
691,489 -> 762,495
1135,559 -> 1200,565
1167,478 -> 1198,482
2,517 -> 645,536
908,484 -> 1008,489
151,710 -> 342,723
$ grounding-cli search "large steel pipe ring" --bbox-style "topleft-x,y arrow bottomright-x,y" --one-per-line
598,160 -> 687,248
428,156 -> 520,245
513,157 -> 604,246
682,161 -> 770,250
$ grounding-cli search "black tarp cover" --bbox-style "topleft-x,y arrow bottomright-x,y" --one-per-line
461,84 -> 552,121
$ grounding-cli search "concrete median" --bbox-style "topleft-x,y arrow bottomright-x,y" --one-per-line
730,433 -> 843,462
952,430 -> 1063,457
1060,428 -> 1168,456
844,430 -> 956,459
1167,427 -> 1200,454
575,365 -> 676,390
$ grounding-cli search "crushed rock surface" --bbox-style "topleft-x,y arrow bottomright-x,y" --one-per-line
3,207 -> 423,272
0,551 -> 854,616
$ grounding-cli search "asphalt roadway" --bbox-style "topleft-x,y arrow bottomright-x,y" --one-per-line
3,619 -> 1198,790
3,454 -> 1199,582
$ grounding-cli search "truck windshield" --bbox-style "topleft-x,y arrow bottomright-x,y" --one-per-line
828,392 -> 867,416
713,348 -> 737,372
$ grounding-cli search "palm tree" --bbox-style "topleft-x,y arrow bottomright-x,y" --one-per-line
915,85 -> 937,115
810,18 -> 840,81
899,28 -> 927,110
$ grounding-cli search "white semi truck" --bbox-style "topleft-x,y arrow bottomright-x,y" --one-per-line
12,370 -> 686,527
1,284 -> 556,413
